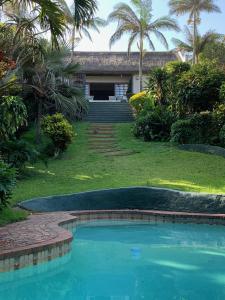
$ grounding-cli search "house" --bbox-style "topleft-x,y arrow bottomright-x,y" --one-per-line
72,51 -> 178,101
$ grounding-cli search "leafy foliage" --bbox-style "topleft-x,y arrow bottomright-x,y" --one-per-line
170,113 -> 220,145
177,60 -> 225,113
133,107 -> 176,142
129,91 -> 155,114
0,95 -> 27,140
148,68 -> 168,105
219,125 -> 225,147
0,160 -> 16,208
220,82 -> 225,101
0,140 -> 39,172
41,113 -> 74,156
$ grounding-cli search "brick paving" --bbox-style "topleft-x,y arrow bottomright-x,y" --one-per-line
0,212 -> 76,259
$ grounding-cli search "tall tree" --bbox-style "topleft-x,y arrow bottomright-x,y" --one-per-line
169,0 -> 221,64
108,0 -> 179,91
61,0 -> 97,61
172,26 -> 222,63
1,0 -> 67,48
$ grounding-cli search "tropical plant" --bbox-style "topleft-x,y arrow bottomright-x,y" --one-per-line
177,60 -> 225,113
133,106 -> 176,141
220,82 -> 225,101
61,0 -> 98,60
201,39 -> 225,68
172,26 -> 222,63
0,95 -> 27,140
169,0 -> 221,64
1,0 -> 68,48
129,91 -> 155,114
41,113 -> 74,157
108,0 -> 179,91
171,112 -> 220,144
0,160 -> 16,208
148,67 -> 168,105
0,139 -> 39,171
22,48 -> 87,143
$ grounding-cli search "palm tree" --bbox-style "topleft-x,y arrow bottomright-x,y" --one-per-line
22,46 -> 88,143
1,0 -> 68,48
172,26 -> 222,63
108,0 -> 180,91
169,0 -> 221,64
69,16 -> 106,61
61,0 -> 98,61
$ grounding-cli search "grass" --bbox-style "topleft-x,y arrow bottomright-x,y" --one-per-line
10,122 -> 225,208
2,121 -> 225,226
0,208 -> 28,227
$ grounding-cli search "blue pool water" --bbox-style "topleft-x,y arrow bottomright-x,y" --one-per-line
1,220 -> 225,299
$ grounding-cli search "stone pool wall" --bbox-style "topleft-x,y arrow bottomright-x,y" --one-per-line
19,187 -> 225,214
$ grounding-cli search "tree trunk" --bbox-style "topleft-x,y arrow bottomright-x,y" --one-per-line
192,12 -> 197,65
70,24 -> 76,63
35,99 -> 42,144
139,33 -> 144,91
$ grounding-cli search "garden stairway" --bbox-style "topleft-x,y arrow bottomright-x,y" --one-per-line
88,124 -> 136,157
85,102 -> 134,123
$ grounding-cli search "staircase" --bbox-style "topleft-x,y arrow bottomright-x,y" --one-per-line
84,102 -> 134,123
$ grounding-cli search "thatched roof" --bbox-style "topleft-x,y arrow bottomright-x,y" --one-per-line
71,51 -> 178,74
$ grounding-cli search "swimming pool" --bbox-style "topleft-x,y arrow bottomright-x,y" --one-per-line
1,220 -> 225,299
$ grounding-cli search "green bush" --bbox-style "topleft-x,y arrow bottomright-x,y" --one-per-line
41,113 -> 74,156
165,61 -> 191,76
0,160 -> 16,208
0,139 -> 39,172
0,95 -> 27,140
213,103 -> 225,128
171,113 -> 219,145
219,125 -> 225,147
177,60 -> 225,113
133,107 -> 176,142
220,82 -> 225,101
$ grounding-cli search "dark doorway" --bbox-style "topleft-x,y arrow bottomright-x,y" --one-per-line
90,83 -> 115,100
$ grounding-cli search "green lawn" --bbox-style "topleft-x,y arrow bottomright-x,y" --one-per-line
2,121 -> 225,226
11,122 -> 225,205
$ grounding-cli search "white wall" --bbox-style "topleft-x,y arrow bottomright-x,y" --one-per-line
132,75 -> 148,94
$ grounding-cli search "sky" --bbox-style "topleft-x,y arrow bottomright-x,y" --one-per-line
66,0 -> 225,52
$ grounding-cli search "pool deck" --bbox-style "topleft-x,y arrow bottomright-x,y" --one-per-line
1,210 -> 225,272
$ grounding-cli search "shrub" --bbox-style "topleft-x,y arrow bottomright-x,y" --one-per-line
129,91 -> 155,114
177,60 -> 225,113
0,140 -> 39,172
0,95 -> 27,140
213,103 -> 225,128
133,107 -> 176,142
220,82 -> 225,101
0,160 -> 16,208
165,61 -> 191,76
41,113 -> 74,156
171,113 -> 219,144
219,125 -> 225,147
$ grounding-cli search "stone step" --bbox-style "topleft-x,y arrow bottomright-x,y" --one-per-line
86,102 -> 134,123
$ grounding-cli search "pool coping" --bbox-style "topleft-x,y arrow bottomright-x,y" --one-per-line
1,209 -> 225,272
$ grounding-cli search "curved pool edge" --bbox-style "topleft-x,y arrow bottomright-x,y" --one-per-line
2,209 -> 225,273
